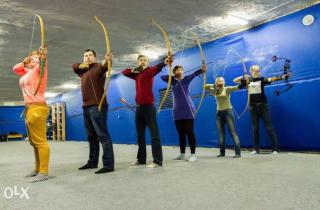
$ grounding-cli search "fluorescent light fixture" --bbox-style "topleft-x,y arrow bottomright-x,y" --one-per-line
3,102 -> 16,106
138,45 -> 165,60
225,15 -> 249,26
45,92 -> 59,98
61,83 -> 78,89
196,14 -> 249,33
139,49 -> 162,59
120,53 -> 141,61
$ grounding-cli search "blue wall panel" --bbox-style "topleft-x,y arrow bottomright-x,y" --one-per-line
0,106 -> 26,136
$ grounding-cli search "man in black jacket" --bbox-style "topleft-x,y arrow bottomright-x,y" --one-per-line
72,49 -> 114,174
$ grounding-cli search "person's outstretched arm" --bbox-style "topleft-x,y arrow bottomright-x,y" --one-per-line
184,64 -> 207,83
266,73 -> 291,83
204,84 -> 217,96
160,74 -> 169,83
146,55 -> 174,78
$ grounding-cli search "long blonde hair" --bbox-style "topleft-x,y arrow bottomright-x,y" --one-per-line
214,77 -> 225,95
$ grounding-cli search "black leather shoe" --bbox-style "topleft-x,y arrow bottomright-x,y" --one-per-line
78,164 -> 98,170
95,168 -> 114,174
232,154 -> 241,158
216,154 -> 225,157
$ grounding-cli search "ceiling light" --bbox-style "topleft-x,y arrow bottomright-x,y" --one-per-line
61,83 -> 78,89
139,49 -> 162,59
138,45 -> 166,60
225,15 -> 249,26
45,92 -> 59,98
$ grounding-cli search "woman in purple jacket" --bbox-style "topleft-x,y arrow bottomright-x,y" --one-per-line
161,64 -> 206,161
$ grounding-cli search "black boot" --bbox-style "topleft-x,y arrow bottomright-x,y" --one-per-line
233,147 -> 241,158
217,147 -> 225,157
232,154 -> 241,158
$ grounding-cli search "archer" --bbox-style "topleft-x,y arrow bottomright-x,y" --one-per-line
122,54 -> 173,168
72,49 -> 115,174
233,64 -> 290,154
12,15 -> 50,183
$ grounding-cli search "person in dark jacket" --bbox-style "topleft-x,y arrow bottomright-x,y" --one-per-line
233,64 -> 290,155
161,64 -> 206,161
72,49 -> 114,174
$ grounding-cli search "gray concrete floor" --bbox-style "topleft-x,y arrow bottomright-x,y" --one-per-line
0,141 -> 319,210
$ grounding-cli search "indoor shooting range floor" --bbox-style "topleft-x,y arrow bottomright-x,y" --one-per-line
0,141 -> 319,210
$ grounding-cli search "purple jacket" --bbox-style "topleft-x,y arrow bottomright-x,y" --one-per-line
161,69 -> 203,120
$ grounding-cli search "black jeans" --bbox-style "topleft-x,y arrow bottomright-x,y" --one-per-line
83,105 -> 114,170
135,105 -> 163,166
216,109 -> 241,155
250,103 -> 278,153
174,119 -> 196,154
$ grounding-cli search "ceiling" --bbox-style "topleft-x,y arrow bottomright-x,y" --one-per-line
0,0 -> 317,102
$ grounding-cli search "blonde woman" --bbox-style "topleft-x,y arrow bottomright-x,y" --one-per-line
205,77 -> 244,158
12,46 -> 50,182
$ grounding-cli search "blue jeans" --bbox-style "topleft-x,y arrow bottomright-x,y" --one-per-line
250,103 -> 278,152
83,105 -> 114,170
216,109 -> 241,155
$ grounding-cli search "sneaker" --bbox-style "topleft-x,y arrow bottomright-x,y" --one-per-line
24,171 -> 38,178
188,155 -> 197,162
147,163 -> 161,168
216,154 -> 225,157
250,150 -> 259,155
28,173 -> 49,183
78,164 -> 98,170
95,168 -> 114,174
232,154 -> 241,158
131,160 -> 145,166
272,151 -> 279,155
174,154 -> 185,160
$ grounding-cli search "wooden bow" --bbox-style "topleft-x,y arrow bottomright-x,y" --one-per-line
33,14 -> 46,96
225,50 -> 250,119
192,33 -> 207,115
151,18 -> 173,113
95,16 -> 112,111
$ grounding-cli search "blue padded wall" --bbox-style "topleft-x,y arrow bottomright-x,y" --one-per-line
0,106 -> 26,136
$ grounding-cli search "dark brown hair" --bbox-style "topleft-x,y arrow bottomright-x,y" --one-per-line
137,54 -> 148,61
83,49 -> 96,57
173,65 -> 183,74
